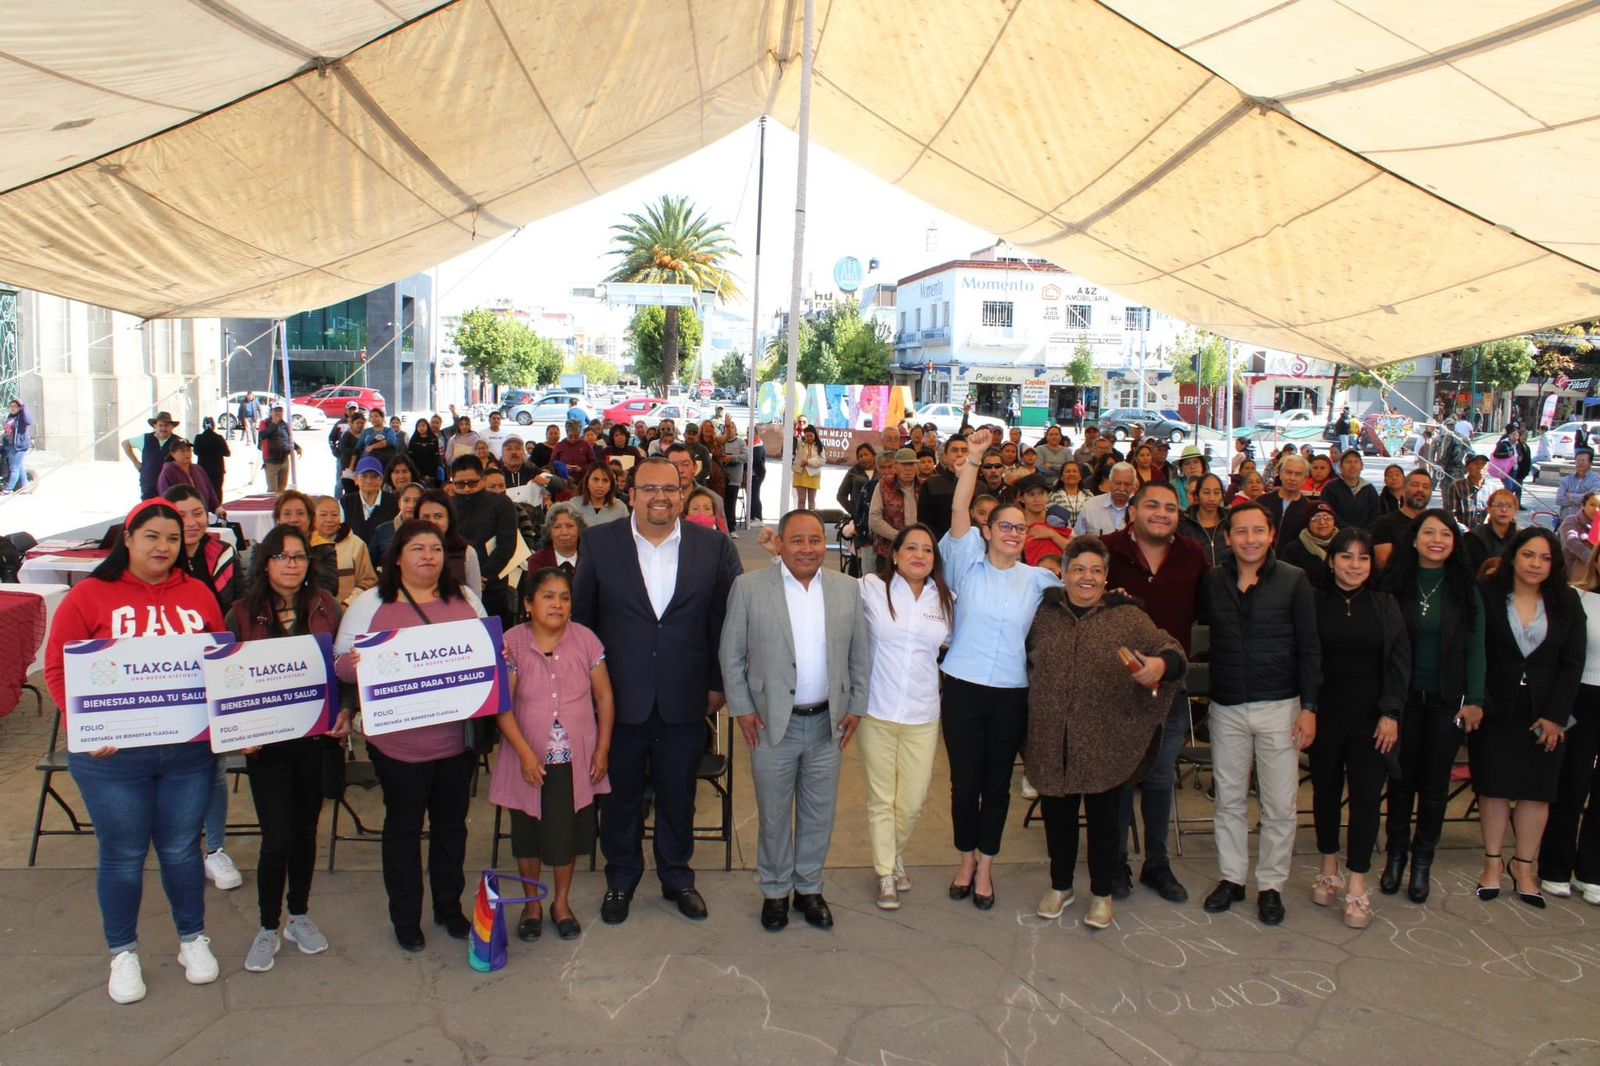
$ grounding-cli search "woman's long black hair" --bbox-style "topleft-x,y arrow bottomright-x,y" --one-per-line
91,500 -> 183,582
883,522 -> 955,623
1382,507 -> 1477,626
1482,526 -> 1569,602
1318,526 -> 1376,593
378,518 -> 462,603
239,525 -> 322,633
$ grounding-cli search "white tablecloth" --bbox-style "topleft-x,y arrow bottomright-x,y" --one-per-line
223,496 -> 280,544
19,553 -> 104,586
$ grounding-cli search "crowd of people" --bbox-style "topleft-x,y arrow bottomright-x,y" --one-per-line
37,401 -> 1600,1008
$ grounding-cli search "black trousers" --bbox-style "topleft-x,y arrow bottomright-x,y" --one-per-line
1385,691 -> 1461,852
749,469 -> 765,521
368,746 -> 474,929
246,738 -> 327,929
722,482 -> 742,526
940,675 -> 1028,857
1308,729 -> 1387,874
1541,685 -> 1600,884
1042,791 -> 1120,896
600,710 -> 702,894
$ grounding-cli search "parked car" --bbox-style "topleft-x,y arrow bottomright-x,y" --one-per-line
217,391 -> 327,432
505,392 -> 584,426
1253,408 -> 1320,432
1099,407 -> 1193,443
1534,420 -> 1600,463
912,404 -> 1006,438
497,388 -> 540,412
604,396 -> 668,424
639,402 -> 706,428
291,385 -> 388,418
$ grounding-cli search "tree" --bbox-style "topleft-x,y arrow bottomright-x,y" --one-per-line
452,307 -> 561,391
825,302 -> 893,384
1459,338 -> 1533,393
712,350 -> 748,390
569,353 -> 618,386
627,305 -> 702,391
1343,360 -> 1415,392
1068,342 -> 1097,388
1169,330 -> 1231,427
605,195 -> 738,389
766,320 -> 834,383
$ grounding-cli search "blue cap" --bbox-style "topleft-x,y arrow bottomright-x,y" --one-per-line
355,457 -> 385,476
549,461 -> 570,479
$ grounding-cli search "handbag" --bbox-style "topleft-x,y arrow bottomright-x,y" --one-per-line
468,870 -> 548,973
398,587 -> 500,755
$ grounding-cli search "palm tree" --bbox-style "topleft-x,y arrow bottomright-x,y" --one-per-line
605,195 -> 739,390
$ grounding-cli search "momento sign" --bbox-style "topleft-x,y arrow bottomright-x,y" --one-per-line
354,617 -> 508,736
64,632 -> 236,752
202,633 -> 337,752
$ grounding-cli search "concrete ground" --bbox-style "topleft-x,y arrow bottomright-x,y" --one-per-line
4,432 -> 1599,1063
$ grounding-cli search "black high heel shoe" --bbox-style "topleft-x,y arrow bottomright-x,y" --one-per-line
1510,857 -> 1546,909
1475,853 -> 1503,901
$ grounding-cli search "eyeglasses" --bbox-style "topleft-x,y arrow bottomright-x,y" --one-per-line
269,553 -> 309,565
981,463 -> 1004,471
634,484 -> 679,495
452,478 -> 481,490
993,521 -> 1027,535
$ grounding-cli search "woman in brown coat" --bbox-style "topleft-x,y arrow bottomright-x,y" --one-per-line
1025,536 -> 1186,930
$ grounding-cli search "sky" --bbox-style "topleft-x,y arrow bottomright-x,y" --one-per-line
435,120 -> 997,336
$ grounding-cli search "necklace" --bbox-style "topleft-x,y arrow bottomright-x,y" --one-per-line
1339,587 -> 1363,617
1417,582 -> 1437,618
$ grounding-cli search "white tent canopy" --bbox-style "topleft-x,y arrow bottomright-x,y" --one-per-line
2,0 -> 1597,367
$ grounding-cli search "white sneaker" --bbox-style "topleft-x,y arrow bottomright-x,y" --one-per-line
1573,878 -> 1600,905
1019,776 -> 1039,800
244,929 -> 280,973
108,951 -> 146,1004
893,856 -> 912,893
1037,887 -> 1075,919
284,915 -> 329,954
1541,878 -> 1574,898
178,935 -> 220,985
204,849 -> 243,890
876,875 -> 901,910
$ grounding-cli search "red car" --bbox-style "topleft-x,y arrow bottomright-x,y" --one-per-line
604,396 -> 667,424
291,385 -> 388,417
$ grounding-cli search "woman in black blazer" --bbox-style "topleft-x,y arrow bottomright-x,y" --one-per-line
1468,528 -> 1587,908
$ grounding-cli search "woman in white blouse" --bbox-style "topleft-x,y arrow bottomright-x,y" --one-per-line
856,523 -> 954,910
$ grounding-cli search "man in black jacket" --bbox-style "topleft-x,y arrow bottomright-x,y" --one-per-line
1320,449 -> 1382,529
448,455 -> 519,624
917,435 -> 969,540
574,457 -> 743,925
1199,502 -> 1320,926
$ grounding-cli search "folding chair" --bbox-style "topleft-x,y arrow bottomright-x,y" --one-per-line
29,708 -> 92,865
1172,624 -> 1213,856
326,745 -> 383,872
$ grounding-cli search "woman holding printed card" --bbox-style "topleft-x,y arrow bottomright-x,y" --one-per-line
43,499 -> 228,1005
335,518 -> 489,953
490,566 -> 614,941
227,524 -> 350,973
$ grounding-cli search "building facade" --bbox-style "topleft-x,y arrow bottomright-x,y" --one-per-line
4,286 -> 223,461
223,273 -> 434,415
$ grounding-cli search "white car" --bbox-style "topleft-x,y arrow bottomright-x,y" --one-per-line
640,402 -> 706,428
1535,420 -> 1600,462
217,391 -> 327,432
505,393 -> 585,426
912,404 -> 1007,438
1254,408 -> 1321,431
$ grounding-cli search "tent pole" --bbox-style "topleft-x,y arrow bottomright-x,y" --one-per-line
278,319 -> 296,487
744,116 -> 767,528
778,0 -> 814,513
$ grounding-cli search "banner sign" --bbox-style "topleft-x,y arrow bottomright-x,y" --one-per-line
354,617 -> 508,736
65,633 -> 235,752
202,633 -> 337,752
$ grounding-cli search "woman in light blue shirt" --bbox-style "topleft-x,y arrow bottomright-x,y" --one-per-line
940,426 -> 1062,910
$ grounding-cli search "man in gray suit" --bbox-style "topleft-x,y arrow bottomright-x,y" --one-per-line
720,509 -> 871,931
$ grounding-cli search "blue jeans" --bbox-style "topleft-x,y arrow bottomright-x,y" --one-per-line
205,756 -> 228,853
1117,687 -> 1190,869
2,445 -> 26,492
69,743 -> 214,952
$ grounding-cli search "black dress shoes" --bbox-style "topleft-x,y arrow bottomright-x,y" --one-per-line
792,892 -> 834,928
1257,889 -> 1286,926
1203,880 -> 1246,913
434,911 -> 471,940
1379,845 -> 1407,896
761,897 -> 790,931
516,910 -> 543,942
1110,863 -> 1134,901
554,915 -> 582,940
394,925 -> 426,953
663,887 -> 709,921
1139,865 -> 1189,903
600,890 -> 633,925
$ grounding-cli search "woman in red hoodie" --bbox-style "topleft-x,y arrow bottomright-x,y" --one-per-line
227,524 -> 350,975
43,499 -> 228,1005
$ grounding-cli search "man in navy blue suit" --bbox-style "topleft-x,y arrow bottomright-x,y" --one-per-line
574,456 -> 743,924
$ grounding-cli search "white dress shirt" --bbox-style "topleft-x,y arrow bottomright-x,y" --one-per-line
630,515 -> 682,619
860,573 -> 951,724
780,561 -> 830,706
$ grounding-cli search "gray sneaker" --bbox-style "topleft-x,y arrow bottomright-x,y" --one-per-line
284,915 -> 329,955
244,929 -> 280,973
